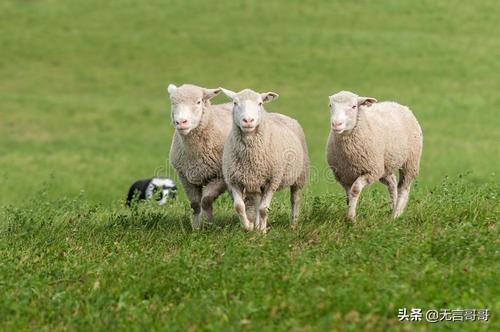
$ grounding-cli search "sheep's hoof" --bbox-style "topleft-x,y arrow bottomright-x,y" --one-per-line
191,215 -> 202,230
243,223 -> 254,232
202,209 -> 213,221
257,226 -> 267,234
346,212 -> 356,221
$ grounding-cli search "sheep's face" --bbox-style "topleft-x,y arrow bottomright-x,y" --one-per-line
221,88 -> 279,134
328,91 -> 377,134
167,84 -> 221,136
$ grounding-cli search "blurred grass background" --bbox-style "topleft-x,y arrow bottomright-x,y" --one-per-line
0,2 -> 499,331
1,0 -> 499,205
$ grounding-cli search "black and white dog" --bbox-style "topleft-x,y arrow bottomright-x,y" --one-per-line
126,177 -> 176,206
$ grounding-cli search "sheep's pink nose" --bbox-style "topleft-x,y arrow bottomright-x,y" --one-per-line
175,119 -> 188,126
332,121 -> 343,129
242,118 -> 255,125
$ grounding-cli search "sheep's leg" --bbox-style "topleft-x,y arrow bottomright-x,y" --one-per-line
393,171 -> 413,218
380,174 -> 398,211
342,184 -> 350,205
244,196 -> 257,226
201,179 -> 226,222
179,176 -> 202,229
290,185 -> 301,228
252,194 -> 262,230
258,189 -> 275,233
231,187 -> 254,231
347,175 -> 374,220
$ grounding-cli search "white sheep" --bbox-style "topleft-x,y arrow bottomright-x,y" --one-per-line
167,83 -> 232,229
221,88 -> 309,232
326,90 -> 423,220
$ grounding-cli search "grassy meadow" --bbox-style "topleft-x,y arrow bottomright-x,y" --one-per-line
0,0 -> 499,331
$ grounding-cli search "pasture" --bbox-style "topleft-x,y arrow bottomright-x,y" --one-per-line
0,0 -> 498,330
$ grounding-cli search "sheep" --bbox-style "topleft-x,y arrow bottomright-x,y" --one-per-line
221,88 -> 309,232
326,90 -> 423,220
167,83 -> 233,229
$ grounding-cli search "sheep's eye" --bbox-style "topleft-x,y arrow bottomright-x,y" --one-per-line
329,104 -> 332,108
351,105 -> 356,109
258,102 -> 263,106
197,100 -> 202,105
233,101 -> 238,106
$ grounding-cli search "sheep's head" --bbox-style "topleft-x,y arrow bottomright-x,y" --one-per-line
328,91 -> 377,134
167,84 -> 221,135
221,88 -> 279,134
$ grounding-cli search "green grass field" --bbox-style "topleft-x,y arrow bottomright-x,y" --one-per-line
0,0 -> 499,330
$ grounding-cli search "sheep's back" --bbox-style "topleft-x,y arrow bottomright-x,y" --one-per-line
267,114 -> 308,189
267,113 -> 309,186
367,102 -> 422,173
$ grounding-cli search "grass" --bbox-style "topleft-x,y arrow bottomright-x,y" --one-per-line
0,0 -> 499,330
1,177 -> 498,331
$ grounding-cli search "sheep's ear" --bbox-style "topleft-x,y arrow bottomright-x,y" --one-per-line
220,88 -> 237,100
261,92 -> 279,103
167,84 -> 177,95
358,96 -> 377,107
202,88 -> 222,100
